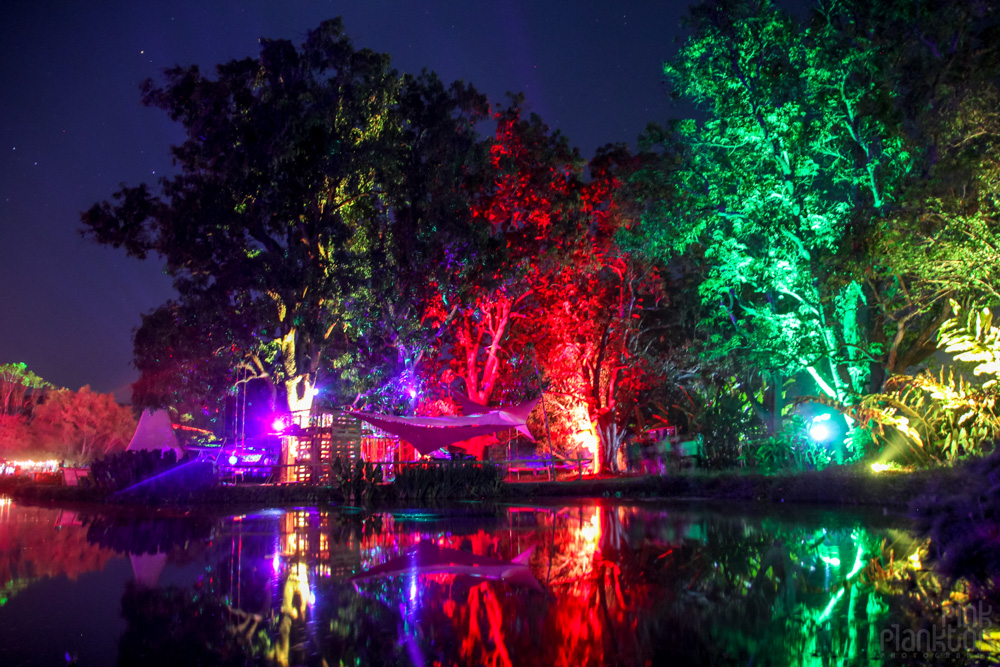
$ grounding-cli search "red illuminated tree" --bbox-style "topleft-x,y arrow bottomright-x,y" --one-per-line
31,386 -> 136,464
521,148 -> 665,472
420,98 -> 588,411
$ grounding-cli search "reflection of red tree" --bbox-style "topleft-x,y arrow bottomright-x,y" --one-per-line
405,507 -> 657,667
0,504 -> 115,600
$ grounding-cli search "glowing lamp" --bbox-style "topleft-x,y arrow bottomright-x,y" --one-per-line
408,387 -> 417,399
228,454 -> 238,466
809,421 -> 832,442
870,462 -> 890,473
310,387 -> 320,397
808,413 -> 833,442
272,417 -> 287,433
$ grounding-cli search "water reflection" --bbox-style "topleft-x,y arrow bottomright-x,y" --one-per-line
0,497 -> 997,666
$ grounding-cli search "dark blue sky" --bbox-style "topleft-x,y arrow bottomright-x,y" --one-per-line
0,1 -> 691,400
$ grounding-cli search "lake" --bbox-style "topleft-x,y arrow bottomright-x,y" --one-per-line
0,496 -> 995,666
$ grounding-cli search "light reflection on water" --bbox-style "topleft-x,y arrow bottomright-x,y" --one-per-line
0,497 -> 995,666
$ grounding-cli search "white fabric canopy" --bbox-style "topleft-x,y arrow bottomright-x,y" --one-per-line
351,398 -> 538,456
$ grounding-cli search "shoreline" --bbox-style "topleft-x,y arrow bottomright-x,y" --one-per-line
0,465 -> 968,511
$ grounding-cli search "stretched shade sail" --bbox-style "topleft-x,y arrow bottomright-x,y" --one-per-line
351,398 -> 538,456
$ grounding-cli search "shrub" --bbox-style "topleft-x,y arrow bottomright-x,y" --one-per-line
88,449 -> 180,492
391,461 -> 504,501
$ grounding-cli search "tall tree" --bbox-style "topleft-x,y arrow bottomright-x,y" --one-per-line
632,0 -> 917,440
334,71 -> 490,412
420,99 -> 588,410
523,146 -> 665,472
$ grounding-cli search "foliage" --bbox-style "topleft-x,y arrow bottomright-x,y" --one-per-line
88,449 -> 180,492
848,300 -> 1000,465
856,370 -> 1000,464
748,419 -> 835,474
697,388 -> 758,470
83,19 -> 489,418
30,386 -> 135,465
419,99 -> 588,411
0,362 -> 51,417
330,456 -> 383,503
390,461 -> 504,500
633,0 -> 913,414
626,0 -> 1000,471
871,2 -> 1000,327
130,301 -> 244,433
939,300 -> 1000,388
0,414 -> 32,458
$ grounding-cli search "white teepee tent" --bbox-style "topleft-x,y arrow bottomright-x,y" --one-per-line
126,409 -> 184,459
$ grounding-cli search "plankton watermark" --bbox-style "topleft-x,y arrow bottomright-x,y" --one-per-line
879,601 -> 994,659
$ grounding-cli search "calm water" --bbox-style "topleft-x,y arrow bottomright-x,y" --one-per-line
0,496 -> 995,666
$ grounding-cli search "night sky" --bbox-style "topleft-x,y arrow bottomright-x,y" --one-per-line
0,1 -> 690,401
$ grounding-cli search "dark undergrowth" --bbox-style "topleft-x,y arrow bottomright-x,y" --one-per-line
2,462 -> 969,509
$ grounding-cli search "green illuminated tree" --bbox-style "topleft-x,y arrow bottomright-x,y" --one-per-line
632,0 -> 920,440
0,362 -> 50,417
868,1 -> 1000,346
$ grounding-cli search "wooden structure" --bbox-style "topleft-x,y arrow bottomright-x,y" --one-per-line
280,411 -> 363,484
278,410 -> 417,484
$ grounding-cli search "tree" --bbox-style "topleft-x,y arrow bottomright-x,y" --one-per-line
79,20 -> 393,416
419,99 -> 588,410
867,0 -> 1000,332
84,21 -> 496,419
0,414 -> 33,458
328,71 -> 490,413
31,386 -> 136,464
520,147 -> 666,472
632,0 -> 922,443
0,362 -> 50,417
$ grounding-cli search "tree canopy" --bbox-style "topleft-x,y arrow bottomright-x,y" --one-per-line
83,19 -> 490,419
626,0 -> 999,449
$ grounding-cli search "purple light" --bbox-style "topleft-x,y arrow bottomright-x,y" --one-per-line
272,417 -> 287,433
228,454 -> 238,465
408,387 -> 417,399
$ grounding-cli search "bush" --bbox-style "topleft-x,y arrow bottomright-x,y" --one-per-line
391,461 -> 504,501
89,449 -> 180,492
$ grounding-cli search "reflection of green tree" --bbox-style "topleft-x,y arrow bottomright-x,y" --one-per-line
627,518 -> 901,665
106,504 -> 999,666
310,577 -> 435,666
